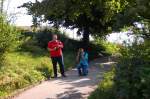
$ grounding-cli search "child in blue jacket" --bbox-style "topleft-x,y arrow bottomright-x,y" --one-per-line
76,48 -> 89,76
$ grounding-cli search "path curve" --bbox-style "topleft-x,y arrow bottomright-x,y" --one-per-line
13,58 -> 114,99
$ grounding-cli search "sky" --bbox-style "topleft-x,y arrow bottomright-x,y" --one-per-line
4,0 -> 36,26
3,0 -> 136,44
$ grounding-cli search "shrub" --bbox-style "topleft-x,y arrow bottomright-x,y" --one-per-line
35,29 -> 81,51
21,28 -> 116,61
88,42 -> 106,60
89,38 -> 149,99
88,38 -> 120,60
35,29 -> 67,48
0,15 -> 18,65
94,38 -> 120,55
0,52 -> 49,97
114,40 -> 150,99
36,60 -> 53,79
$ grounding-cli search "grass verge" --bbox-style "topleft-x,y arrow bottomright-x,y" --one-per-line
88,67 -> 115,99
0,50 -> 75,98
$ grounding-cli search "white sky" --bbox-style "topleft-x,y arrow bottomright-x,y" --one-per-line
4,0 -> 136,44
4,0 -> 36,26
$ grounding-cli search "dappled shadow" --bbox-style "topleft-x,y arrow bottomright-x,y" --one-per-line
56,90 -> 84,99
54,70 -> 104,88
46,58 -> 115,99
45,89 -> 84,99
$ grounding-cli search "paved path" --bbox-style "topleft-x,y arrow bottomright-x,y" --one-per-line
13,58 -> 114,99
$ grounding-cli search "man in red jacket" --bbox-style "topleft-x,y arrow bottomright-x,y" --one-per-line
48,34 -> 66,78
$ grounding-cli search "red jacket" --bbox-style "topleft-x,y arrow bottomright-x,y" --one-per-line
48,40 -> 63,57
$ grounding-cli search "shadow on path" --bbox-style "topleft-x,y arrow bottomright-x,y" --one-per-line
13,57 -> 115,99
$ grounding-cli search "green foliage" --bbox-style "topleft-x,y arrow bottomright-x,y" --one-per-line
136,0 -> 150,20
0,16 -> 18,52
112,4 -> 150,98
21,0 -> 128,47
133,21 -> 150,39
87,38 -> 120,60
89,68 -> 115,99
21,29 -> 80,52
89,40 -> 150,99
0,52 -> 46,97
34,29 -> 117,60
19,37 -> 46,56
0,28 -> 77,98
114,40 -> 150,99
0,15 -> 19,66
0,49 -> 75,98
114,0 -> 150,30
89,22 -> 149,99
63,51 -> 76,69
36,59 -> 53,79
94,38 -> 120,55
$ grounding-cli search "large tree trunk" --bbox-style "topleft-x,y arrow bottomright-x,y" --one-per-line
82,28 -> 90,51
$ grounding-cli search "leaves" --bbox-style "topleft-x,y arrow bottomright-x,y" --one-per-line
22,0 -> 128,40
0,15 -> 19,65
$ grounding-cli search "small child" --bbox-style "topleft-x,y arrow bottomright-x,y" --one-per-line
76,48 -> 89,76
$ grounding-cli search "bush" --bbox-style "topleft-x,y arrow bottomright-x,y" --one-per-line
0,15 -> 19,65
114,40 -> 150,99
89,38 -> 149,99
94,38 -> 120,55
35,29 -> 81,51
22,28 -> 118,61
63,51 -> 76,69
88,38 -> 120,60
0,52 -> 50,97
36,29 -> 67,48
88,43 -> 106,60
36,60 -> 53,79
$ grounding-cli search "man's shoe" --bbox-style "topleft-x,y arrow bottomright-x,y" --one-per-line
62,74 -> 67,77
52,76 -> 57,78
82,74 -> 88,76
78,74 -> 83,76
47,77 -> 51,80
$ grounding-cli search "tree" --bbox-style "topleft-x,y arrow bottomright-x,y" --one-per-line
21,0 -> 127,49
136,0 -> 150,20
114,0 -> 150,30
31,14 -> 41,32
0,15 -> 18,66
0,0 -> 4,13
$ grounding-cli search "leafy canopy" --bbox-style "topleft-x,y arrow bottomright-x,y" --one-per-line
22,0 -> 127,40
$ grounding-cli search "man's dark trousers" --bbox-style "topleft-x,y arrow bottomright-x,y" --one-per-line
51,56 -> 65,77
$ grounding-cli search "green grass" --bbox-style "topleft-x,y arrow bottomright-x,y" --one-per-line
88,68 -> 116,99
63,51 -> 76,70
0,51 -> 51,97
0,49 -> 75,98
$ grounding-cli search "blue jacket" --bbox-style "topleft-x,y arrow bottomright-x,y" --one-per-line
79,52 -> 88,66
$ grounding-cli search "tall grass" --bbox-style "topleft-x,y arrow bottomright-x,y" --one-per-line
0,49 -> 75,98
0,15 -> 19,66
0,51 -> 51,97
